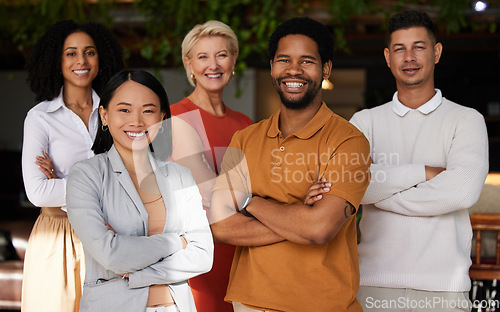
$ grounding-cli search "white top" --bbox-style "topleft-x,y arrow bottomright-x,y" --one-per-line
21,88 -> 99,209
350,89 -> 488,292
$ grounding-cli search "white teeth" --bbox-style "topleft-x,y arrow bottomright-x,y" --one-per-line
207,74 -> 221,78
74,70 -> 89,74
126,131 -> 146,138
285,82 -> 304,88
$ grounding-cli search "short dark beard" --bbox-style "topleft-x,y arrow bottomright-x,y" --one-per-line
272,76 -> 321,110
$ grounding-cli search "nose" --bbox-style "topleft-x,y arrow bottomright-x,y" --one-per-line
130,111 -> 145,127
404,49 -> 416,62
77,52 -> 86,65
208,57 -> 218,70
286,61 -> 303,76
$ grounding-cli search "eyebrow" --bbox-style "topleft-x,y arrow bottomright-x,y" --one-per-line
275,54 -> 318,60
116,103 -> 158,107
64,45 -> 96,51
392,40 -> 427,47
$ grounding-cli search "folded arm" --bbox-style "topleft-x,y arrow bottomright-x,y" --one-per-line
369,111 -> 488,216
246,194 -> 354,245
22,112 -> 66,207
128,185 -> 213,288
210,188 -> 285,246
66,162 -> 183,274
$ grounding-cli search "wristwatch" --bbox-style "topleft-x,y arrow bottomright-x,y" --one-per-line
240,194 -> 254,218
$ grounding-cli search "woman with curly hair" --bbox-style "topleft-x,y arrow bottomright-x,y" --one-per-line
21,20 -> 124,311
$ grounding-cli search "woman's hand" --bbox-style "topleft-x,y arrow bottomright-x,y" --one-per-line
36,151 -> 57,179
304,178 -> 331,205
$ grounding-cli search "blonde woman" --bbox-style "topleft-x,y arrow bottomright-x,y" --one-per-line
170,21 -> 252,312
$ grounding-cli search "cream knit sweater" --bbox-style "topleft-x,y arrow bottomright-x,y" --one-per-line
350,90 -> 488,292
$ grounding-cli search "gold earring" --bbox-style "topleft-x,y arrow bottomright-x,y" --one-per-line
190,74 -> 196,84
321,78 -> 334,90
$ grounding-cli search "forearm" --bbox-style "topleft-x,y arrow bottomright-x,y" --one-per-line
361,163 -> 426,205
375,164 -> 487,216
247,196 -> 347,245
210,212 -> 284,246
128,233 -> 213,288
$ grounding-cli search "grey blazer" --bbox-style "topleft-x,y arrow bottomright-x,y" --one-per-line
66,146 -> 213,312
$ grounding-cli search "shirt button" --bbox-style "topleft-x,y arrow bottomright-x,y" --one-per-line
279,146 -> 285,152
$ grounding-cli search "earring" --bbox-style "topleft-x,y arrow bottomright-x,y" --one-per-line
101,124 -> 108,131
190,74 -> 196,85
232,70 -> 235,76
321,78 -> 334,90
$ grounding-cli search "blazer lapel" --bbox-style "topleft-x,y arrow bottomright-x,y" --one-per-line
108,146 -> 149,232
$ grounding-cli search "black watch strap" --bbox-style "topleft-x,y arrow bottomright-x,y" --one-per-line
240,207 -> 255,218
240,195 -> 254,218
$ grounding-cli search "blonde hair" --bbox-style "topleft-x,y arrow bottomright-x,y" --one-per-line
181,20 -> 239,87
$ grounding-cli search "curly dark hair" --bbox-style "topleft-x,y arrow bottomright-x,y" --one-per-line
386,10 -> 437,46
26,20 -> 124,103
268,17 -> 334,65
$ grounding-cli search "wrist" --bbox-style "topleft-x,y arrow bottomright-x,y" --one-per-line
240,194 -> 255,218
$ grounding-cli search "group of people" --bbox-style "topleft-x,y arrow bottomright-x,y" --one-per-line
20,9 -> 488,312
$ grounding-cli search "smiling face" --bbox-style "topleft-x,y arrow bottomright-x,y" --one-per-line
384,26 -> 442,91
270,34 -> 331,110
61,31 -> 99,89
184,36 -> 236,93
99,80 -> 165,156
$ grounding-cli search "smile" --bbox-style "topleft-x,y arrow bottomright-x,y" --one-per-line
126,131 -> 147,138
73,69 -> 90,75
285,82 -> 304,88
206,73 -> 222,78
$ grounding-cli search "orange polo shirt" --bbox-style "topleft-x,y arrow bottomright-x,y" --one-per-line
214,103 -> 370,312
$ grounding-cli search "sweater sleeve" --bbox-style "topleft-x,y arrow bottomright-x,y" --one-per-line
350,110 -> 427,205
374,109 -> 488,216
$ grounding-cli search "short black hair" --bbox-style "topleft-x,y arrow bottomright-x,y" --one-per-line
92,69 -> 172,161
386,10 -> 437,46
268,17 -> 334,65
26,20 -> 124,103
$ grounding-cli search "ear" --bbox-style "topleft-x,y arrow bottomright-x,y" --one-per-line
434,42 -> 443,65
184,56 -> 194,73
99,106 -> 108,126
322,61 -> 332,79
384,47 -> 391,69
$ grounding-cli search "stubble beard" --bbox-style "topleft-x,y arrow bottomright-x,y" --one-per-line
272,76 -> 321,110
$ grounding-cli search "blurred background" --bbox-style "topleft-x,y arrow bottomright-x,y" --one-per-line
1,0 -> 499,169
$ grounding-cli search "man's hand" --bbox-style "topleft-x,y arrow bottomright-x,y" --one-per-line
304,178 -> 331,205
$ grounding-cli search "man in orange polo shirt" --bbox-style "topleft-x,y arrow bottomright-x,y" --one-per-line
210,17 -> 370,312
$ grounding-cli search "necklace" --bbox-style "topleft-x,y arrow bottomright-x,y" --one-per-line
66,103 -> 90,113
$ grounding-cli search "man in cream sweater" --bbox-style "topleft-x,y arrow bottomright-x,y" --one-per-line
351,10 -> 488,312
